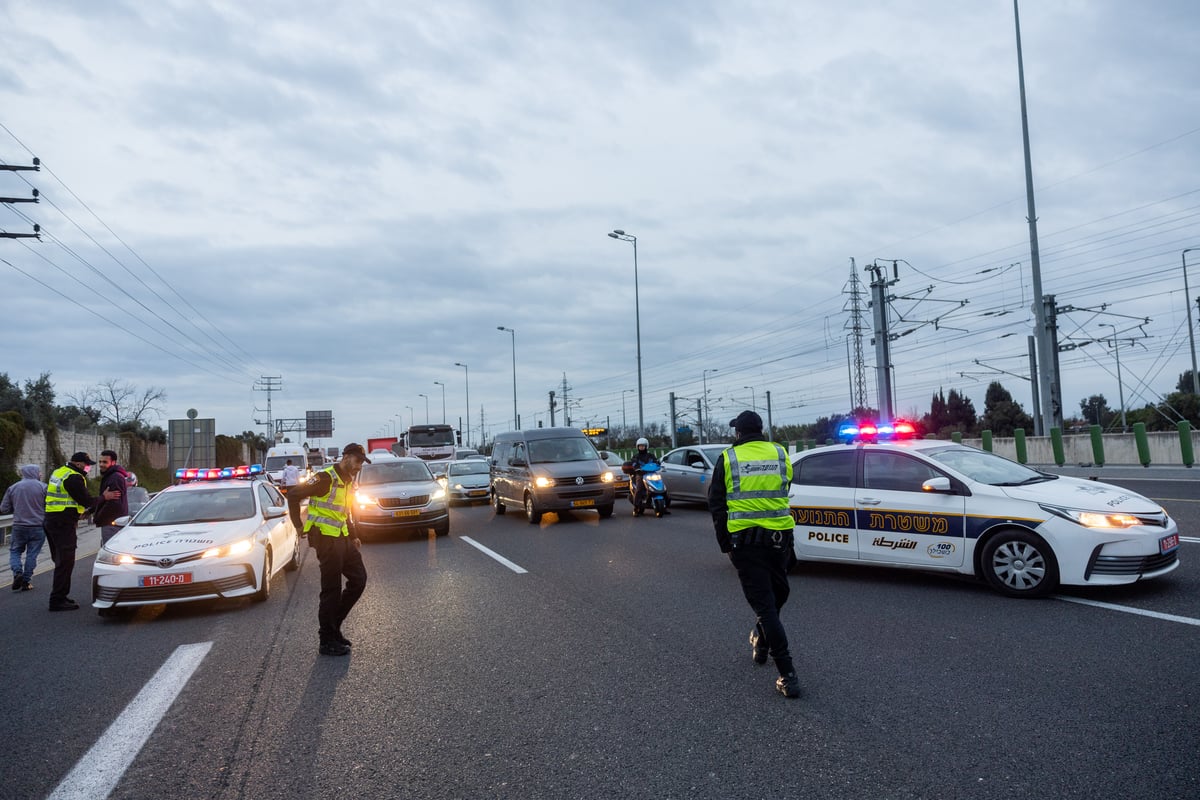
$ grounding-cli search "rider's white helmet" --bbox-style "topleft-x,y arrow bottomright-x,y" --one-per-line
636,437 -> 649,448
125,472 -> 138,487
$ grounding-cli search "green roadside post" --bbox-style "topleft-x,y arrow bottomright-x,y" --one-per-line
981,430 -> 993,452
1050,427 -> 1065,466
1178,421 -> 1195,467
1132,422 -> 1151,467
1089,425 -> 1105,466
1014,428 -> 1027,464
951,431 -> 962,443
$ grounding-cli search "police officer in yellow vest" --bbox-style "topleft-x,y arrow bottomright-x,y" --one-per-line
44,452 -> 120,611
287,443 -> 370,656
708,411 -> 800,699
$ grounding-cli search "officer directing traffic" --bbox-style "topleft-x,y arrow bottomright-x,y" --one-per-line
708,410 -> 800,699
287,443 -> 370,656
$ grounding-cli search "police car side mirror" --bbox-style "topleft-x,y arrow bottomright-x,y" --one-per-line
114,515 -> 131,527
265,505 -> 287,518
921,477 -> 952,494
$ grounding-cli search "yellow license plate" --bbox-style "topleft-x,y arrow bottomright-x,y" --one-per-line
571,499 -> 595,508
392,509 -> 420,518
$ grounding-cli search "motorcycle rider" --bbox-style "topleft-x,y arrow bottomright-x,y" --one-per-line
629,437 -> 669,515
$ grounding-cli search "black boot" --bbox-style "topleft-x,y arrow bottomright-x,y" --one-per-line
774,656 -> 800,698
749,627 -> 768,665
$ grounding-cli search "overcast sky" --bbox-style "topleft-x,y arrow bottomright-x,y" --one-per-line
2,0 -> 1198,449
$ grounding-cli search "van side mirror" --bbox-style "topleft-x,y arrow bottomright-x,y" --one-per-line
509,455 -> 527,467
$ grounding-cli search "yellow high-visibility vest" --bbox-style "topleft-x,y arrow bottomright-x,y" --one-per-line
45,465 -> 85,514
307,466 -> 350,537
722,440 -> 793,533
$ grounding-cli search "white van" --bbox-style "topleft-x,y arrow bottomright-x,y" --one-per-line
264,444 -> 310,485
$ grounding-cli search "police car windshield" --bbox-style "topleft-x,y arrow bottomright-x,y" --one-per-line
133,487 -> 256,525
926,447 -> 1056,486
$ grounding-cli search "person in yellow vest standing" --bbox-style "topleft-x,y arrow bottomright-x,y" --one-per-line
708,411 -> 800,699
44,452 -> 121,611
287,443 -> 370,656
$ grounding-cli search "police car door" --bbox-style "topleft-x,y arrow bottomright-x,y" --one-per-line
856,450 -> 966,567
258,482 -> 290,570
789,449 -> 860,562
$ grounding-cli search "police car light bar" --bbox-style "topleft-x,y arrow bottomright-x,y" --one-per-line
175,464 -> 264,482
837,420 -> 917,443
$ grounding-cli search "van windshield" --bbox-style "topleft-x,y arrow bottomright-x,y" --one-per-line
264,456 -> 296,471
528,437 -> 599,464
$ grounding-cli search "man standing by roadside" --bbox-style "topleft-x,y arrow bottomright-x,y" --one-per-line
280,458 -> 300,494
286,443 -> 370,656
43,452 -> 120,612
1,464 -> 46,592
708,410 -> 800,699
93,450 -> 129,545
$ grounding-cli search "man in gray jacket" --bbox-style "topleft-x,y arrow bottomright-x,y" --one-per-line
1,464 -> 47,592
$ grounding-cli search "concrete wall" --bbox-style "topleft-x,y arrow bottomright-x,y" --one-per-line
14,431 -> 168,478
960,430 -> 1200,467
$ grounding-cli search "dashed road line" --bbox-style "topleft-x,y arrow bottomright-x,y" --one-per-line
1056,596 -> 1200,627
48,641 -> 213,800
460,536 -> 528,573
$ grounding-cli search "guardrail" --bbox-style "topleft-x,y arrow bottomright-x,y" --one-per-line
0,514 -> 10,546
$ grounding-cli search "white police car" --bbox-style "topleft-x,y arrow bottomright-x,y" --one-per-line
92,465 -> 301,613
788,422 -> 1180,598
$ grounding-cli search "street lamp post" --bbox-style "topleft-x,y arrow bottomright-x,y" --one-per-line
433,381 -> 446,423
455,362 -> 470,446
1184,249 -> 1199,395
498,326 -> 518,429
608,230 -> 644,432
1099,323 -> 1127,432
418,393 -> 429,424
702,368 -> 719,444
743,385 -> 756,412
621,388 -> 635,433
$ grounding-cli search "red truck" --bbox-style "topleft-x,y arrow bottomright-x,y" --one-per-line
366,436 -> 399,457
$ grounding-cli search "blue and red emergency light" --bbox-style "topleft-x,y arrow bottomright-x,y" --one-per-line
837,420 -> 916,443
175,464 -> 264,482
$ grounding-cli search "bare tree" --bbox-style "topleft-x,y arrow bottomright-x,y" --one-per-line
68,379 -> 167,428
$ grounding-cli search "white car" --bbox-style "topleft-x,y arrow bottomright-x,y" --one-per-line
788,433 -> 1180,598
92,466 -> 301,613
445,459 -> 492,504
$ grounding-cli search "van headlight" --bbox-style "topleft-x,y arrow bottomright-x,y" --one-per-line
534,474 -> 556,488
602,471 -> 614,483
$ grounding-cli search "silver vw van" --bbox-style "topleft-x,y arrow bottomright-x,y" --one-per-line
489,428 -> 617,523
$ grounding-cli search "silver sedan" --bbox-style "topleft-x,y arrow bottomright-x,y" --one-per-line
658,444 -> 731,503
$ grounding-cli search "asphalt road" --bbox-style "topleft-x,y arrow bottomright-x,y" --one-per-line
2,486 -> 1198,800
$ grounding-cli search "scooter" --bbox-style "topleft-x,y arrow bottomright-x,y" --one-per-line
625,458 -> 669,518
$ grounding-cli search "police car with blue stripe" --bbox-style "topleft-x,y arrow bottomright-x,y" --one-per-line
788,422 -> 1180,597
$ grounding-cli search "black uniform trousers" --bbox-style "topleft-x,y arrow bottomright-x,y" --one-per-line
314,533 -> 367,644
43,511 -> 80,606
729,529 -> 793,666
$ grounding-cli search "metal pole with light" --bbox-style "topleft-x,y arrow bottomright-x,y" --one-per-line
433,381 -> 446,423
702,368 -> 719,444
621,388 -> 634,434
455,362 -> 470,446
1184,249 -> 1199,395
743,385 -> 756,412
1099,323 -> 1127,432
498,326 -> 518,429
608,230 -> 644,432
418,393 -> 429,424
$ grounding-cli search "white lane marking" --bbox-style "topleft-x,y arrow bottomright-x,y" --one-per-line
460,536 -> 528,574
1056,596 -> 1200,627
48,641 -> 213,800
1182,537 -> 1200,543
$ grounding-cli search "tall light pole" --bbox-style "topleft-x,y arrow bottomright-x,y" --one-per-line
418,393 -> 429,424
621,388 -> 635,433
498,326 -> 517,429
433,381 -> 446,423
1184,249 -> 1199,395
743,385 -> 756,413
608,230 -> 644,431
455,362 -> 470,446
1099,323 -> 1127,432
702,368 -> 719,444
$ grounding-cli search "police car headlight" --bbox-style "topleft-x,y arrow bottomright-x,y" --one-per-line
1040,504 -> 1143,529
97,548 -> 135,565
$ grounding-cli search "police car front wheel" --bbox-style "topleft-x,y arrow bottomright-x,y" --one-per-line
980,530 -> 1059,599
